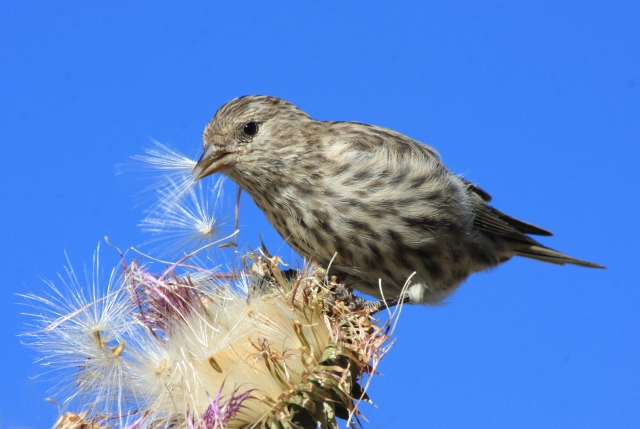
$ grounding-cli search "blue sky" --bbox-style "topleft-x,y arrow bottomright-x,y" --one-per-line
1,2 -> 638,428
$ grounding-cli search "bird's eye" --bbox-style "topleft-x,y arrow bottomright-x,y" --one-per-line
243,121 -> 258,136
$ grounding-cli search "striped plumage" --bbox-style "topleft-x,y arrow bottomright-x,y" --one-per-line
193,96 -> 603,304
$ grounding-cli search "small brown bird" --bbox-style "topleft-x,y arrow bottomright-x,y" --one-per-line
193,96 -> 604,305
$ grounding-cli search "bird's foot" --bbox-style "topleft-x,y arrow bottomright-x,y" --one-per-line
248,268 -> 300,299
326,282 -> 409,313
326,283 -> 364,311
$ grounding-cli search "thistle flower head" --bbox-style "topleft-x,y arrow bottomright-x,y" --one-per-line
25,248 -> 397,429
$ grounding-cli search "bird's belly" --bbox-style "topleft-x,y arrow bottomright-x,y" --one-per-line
247,183 -> 484,301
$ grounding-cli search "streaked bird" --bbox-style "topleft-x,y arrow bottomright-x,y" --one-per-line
193,96 -> 604,305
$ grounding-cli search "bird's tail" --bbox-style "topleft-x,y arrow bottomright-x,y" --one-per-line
514,243 -> 605,269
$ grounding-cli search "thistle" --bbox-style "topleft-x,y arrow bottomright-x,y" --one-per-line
23,247 -> 397,429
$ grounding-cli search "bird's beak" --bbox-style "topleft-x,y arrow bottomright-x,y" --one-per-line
192,144 -> 234,181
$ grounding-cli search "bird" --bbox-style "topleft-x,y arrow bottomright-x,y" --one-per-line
192,95 -> 604,306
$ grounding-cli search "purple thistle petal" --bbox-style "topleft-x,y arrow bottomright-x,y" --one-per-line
125,262 -> 207,335
186,409 -> 196,429
123,415 -> 146,429
194,384 -> 254,428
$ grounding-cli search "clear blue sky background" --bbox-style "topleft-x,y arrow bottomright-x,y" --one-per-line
1,2 -> 638,428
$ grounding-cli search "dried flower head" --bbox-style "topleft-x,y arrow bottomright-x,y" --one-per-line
24,246 -> 398,429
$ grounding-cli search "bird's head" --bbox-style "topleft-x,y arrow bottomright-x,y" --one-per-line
193,95 -> 312,183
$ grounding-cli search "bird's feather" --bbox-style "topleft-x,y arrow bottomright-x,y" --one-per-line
513,244 -> 606,268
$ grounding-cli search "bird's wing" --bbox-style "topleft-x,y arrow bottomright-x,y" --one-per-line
328,122 -> 550,236
351,123 -> 554,238
470,193 -> 554,239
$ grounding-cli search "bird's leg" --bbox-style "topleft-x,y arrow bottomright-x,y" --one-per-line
326,281 -> 409,313
262,269 -> 411,313
367,293 -> 411,314
336,292 -> 409,314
